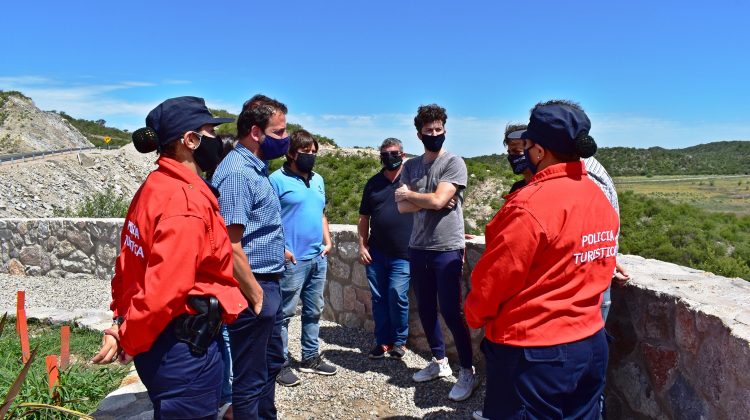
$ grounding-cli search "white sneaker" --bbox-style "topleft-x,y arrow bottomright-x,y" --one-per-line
472,409 -> 488,420
412,357 -> 452,382
449,366 -> 479,401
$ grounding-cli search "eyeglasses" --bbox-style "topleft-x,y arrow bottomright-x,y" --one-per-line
380,151 -> 401,158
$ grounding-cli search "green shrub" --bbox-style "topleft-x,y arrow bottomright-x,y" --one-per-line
619,191 -> 750,280
56,188 -> 129,218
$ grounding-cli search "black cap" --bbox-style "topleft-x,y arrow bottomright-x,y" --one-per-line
521,103 -> 597,158
133,96 -> 233,153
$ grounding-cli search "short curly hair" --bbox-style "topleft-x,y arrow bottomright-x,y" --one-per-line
413,104 -> 447,132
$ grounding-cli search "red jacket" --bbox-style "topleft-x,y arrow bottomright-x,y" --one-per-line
465,161 -> 619,346
111,156 -> 246,355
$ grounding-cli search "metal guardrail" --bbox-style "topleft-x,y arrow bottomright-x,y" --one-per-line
0,147 -> 100,164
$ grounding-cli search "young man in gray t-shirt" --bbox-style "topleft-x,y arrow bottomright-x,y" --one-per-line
395,104 -> 478,402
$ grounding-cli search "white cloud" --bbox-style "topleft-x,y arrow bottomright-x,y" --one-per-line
290,111 -> 750,157
590,113 -> 750,149
0,75 -> 162,129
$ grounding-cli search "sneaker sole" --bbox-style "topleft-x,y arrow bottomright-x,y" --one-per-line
276,378 -> 301,387
299,367 -> 338,375
412,371 -> 451,383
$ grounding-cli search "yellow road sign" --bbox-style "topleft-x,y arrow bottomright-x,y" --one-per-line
104,136 -> 111,144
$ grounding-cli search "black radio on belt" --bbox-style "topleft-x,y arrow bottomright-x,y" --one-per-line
173,296 -> 222,356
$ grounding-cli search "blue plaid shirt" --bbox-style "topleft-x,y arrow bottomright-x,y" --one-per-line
212,143 -> 285,274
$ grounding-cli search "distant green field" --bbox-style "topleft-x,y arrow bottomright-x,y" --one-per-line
614,175 -> 750,216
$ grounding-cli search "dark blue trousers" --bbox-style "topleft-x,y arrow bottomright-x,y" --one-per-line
229,279 -> 284,420
133,324 -> 223,420
481,329 -> 608,420
409,248 -> 474,368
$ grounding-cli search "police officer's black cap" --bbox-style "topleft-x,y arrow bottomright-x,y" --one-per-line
521,103 -> 597,158
133,96 -> 233,154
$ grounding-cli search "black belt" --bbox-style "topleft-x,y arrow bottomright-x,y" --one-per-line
254,272 -> 282,281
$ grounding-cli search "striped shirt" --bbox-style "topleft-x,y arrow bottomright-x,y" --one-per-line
584,157 -> 619,215
211,143 -> 286,274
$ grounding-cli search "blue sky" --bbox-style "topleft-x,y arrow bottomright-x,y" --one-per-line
2,0 -> 748,157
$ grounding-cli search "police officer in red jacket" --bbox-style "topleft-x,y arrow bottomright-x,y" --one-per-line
465,101 -> 619,419
92,96 -> 247,420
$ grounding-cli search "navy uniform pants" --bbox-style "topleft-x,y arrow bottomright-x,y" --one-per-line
133,325 -> 223,420
482,329 -> 608,420
229,278 -> 284,419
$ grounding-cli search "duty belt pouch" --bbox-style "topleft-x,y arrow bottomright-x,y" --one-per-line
173,296 -> 222,356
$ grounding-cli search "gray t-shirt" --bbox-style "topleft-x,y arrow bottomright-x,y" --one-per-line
401,151 -> 467,251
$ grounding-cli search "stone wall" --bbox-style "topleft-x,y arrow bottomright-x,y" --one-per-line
605,255 -> 750,419
0,218 -> 121,279
2,219 -> 749,419
323,225 -> 485,365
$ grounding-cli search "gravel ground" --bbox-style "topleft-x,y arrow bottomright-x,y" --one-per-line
0,274 -> 111,326
278,318 -> 484,419
0,273 -> 484,418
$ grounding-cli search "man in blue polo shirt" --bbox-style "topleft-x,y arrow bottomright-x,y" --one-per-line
270,129 -> 337,387
212,94 -> 289,419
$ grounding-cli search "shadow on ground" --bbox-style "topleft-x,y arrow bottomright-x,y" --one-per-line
319,325 -> 484,415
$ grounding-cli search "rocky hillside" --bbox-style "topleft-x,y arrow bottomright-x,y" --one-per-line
0,91 -> 93,154
0,143 -> 155,217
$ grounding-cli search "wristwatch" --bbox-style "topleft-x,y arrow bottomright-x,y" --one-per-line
112,316 -> 125,326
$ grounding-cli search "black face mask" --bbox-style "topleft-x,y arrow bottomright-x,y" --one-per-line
420,133 -> 445,152
193,133 -> 223,174
507,153 -> 529,175
380,151 -> 403,170
295,152 -> 316,173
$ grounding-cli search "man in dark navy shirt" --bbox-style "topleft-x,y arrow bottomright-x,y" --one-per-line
358,138 -> 414,359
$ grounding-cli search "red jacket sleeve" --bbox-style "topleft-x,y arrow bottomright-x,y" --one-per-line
118,214 -> 205,355
465,205 -> 545,329
110,227 -> 128,318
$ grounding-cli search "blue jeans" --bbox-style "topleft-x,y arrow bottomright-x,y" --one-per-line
133,324 -> 223,420
410,248 -> 474,368
229,279 -> 284,420
601,284 -> 612,321
280,254 -> 327,362
365,247 -> 410,346
481,330 -> 608,420
219,325 -> 232,406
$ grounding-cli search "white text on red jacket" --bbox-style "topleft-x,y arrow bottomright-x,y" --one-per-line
574,229 -> 616,264
124,220 -> 144,258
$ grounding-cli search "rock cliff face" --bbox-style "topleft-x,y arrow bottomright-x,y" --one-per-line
0,93 -> 93,154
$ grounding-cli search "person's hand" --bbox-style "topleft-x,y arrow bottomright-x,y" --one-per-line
394,185 -> 410,202
613,262 -> 631,286
285,249 -> 297,265
247,279 -> 264,315
321,242 -> 333,257
444,196 -> 457,210
359,245 -> 372,265
91,330 -> 121,364
464,233 -> 477,240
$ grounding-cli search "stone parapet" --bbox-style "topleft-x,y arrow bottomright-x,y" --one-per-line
606,254 -> 750,419
1,219 -> 749,418
0,218 -> 122,279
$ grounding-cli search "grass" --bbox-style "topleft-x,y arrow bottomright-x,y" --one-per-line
614,175 -> 750,216
0,317 -> 128,418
